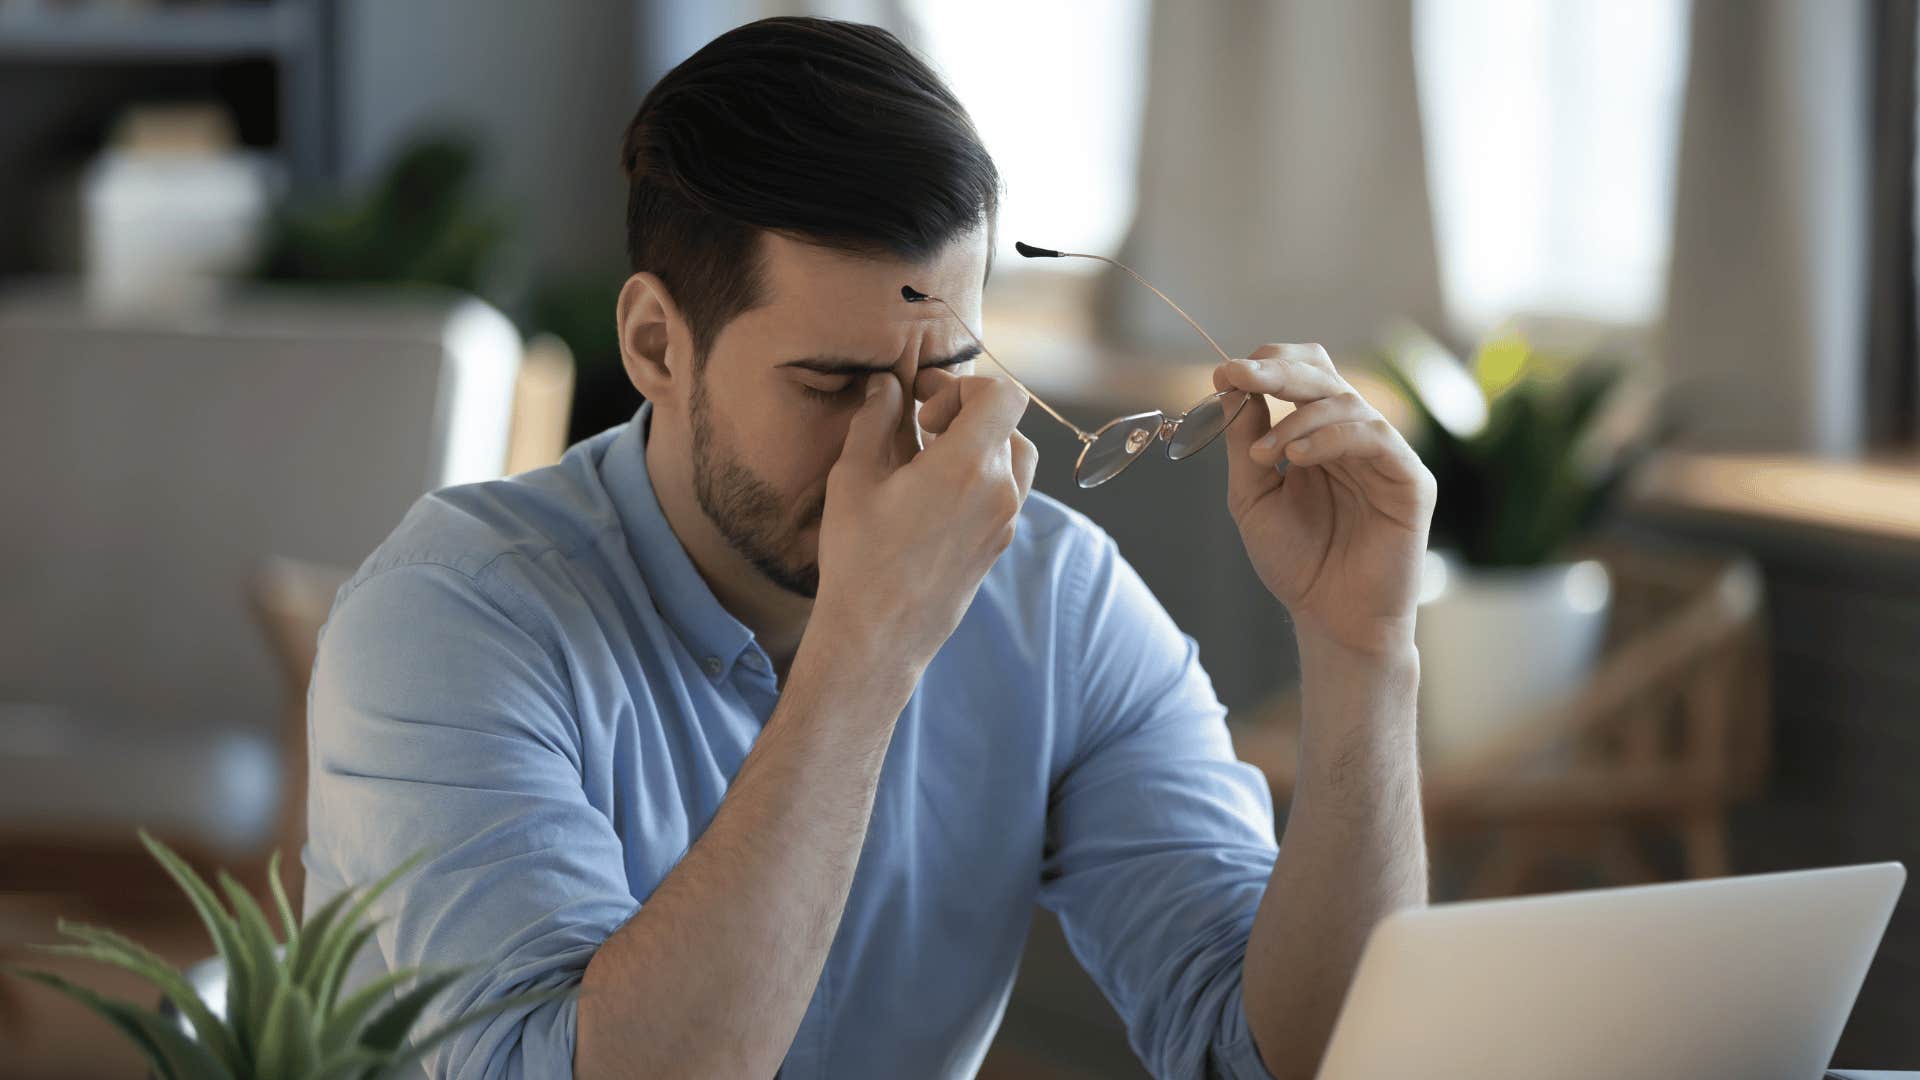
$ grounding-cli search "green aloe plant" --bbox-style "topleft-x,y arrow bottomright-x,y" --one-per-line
4,831 -> 572,1080
1377,326 -> 1655,568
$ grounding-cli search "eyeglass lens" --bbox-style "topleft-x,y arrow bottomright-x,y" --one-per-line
1076,413 -> 1166,489
1167,390 -> 1251,462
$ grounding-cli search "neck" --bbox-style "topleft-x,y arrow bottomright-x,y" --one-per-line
643,414 -> 814,672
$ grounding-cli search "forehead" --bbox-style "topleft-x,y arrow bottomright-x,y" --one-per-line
752,230 -> 988,334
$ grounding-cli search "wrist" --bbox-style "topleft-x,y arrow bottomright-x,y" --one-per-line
1293,612 -> 1418,666
796,601 -> 927,703
1296,629 -> 1420,730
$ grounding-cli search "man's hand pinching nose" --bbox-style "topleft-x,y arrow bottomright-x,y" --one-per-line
910,368 -> 1033,488
812,370 -> 1036,670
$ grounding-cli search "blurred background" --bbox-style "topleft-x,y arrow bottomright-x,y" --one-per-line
1,0 -> 1917,1075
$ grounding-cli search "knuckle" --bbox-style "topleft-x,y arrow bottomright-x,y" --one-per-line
973,455 -> 1005,488
1303,395 -> 1342,420
1286,342 -> 1333,368
999,481 -> 1023,518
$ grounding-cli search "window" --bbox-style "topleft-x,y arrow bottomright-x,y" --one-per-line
1414,0 -> 1693,334
902,0 -> 1152,270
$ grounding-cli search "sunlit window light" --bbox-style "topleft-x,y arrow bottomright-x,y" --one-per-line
902,0 -> 1152,273
1414,0 -> 1693,335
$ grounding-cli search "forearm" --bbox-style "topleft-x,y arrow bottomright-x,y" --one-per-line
574,625 -> 919,1079
1243,633 -> 1428,1080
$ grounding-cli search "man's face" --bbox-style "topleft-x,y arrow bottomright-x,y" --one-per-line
684,230 -> 989,598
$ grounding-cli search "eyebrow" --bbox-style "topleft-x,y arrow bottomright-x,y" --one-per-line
777,345 -> 982,377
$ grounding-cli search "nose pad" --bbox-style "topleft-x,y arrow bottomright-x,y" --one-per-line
1125,426 -> 1155,455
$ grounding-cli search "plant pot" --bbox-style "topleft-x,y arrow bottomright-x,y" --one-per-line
1414,551 -> 1613,762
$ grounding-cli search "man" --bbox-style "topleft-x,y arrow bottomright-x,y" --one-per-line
304,16 -> 1433,1080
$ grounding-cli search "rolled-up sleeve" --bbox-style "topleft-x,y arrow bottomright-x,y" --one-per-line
305,558 -> 639,1079
1040,529 -> 1281,1080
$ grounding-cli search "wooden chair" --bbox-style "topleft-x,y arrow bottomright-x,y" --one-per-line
504,332 -> 578,477
243,556 -> 352,907
1233,541 -> 1770,897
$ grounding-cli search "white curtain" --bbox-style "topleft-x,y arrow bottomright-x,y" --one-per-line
1662,0 -> 1874,455
1101,0 -> 1445,357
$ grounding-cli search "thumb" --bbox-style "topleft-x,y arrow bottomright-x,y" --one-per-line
837,373 -> 904,477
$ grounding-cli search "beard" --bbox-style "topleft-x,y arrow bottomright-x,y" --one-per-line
688,374 -> 826,598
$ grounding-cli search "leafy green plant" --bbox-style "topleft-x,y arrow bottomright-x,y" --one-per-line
1378,326 -> 1652,568
255,134 -> 508,296
4,831 -> 571,1080
253,128 -> 631,449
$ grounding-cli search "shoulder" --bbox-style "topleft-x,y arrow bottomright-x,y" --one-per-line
351,429 -> 625,583
973,490 -> 1124,629
1005,490 -> 1115,573
333,429 -> 628,629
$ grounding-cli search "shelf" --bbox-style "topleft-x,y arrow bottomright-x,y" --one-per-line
1633,451 -> 1920,547
0,3 -> 307,63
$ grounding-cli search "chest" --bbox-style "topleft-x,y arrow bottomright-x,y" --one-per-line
585,647 -> 1059,916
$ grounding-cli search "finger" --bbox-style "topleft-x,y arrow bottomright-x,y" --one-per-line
1283,418 -> 1405,468
915,367 -> 967,435
1213,345 -> 1298,392
1254,341 -> 1335,371
929,375 -> 1030,456
1248,392 -> 1378,468
914,365 -> 960,403
1221,384 -> 1285,507
1213,352 -> 1349,405
1009,430 -> 1037,504
835,374 -> 905,478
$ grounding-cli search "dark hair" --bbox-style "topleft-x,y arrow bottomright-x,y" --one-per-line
620,17 -> 1000,362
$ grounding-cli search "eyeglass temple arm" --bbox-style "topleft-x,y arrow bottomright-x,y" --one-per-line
1013,241 -> 1237,366
899,287 -> 1095,443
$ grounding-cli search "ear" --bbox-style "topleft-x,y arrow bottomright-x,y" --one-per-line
617,272 -> 690,405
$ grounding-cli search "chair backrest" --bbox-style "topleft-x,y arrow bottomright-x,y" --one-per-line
0,282 -> 521,787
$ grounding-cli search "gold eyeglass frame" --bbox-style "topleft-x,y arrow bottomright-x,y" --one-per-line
902,241 -> 1251,489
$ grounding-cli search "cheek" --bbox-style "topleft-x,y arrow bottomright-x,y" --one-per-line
728,398 -> 849,494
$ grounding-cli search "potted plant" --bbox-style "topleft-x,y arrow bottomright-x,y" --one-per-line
1378,325 -> 1653,760
4,831 -> 570,1079
254,134 -> 508,298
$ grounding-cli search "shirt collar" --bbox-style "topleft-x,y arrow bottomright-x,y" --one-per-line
600,402 -> 758,679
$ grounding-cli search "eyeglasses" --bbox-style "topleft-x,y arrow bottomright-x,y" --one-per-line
903,241 -> 1251,489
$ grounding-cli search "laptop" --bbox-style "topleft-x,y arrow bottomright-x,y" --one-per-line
1315,863 -> 1906,1080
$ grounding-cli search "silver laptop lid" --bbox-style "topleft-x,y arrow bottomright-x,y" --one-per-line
1316,863 -> 1905,1080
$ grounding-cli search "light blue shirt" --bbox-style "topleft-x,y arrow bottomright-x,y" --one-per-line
303,404 -> 1280,1079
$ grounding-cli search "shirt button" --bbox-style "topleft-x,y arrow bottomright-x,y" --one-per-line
702,657 -> 723,677
741,653 -> 766,673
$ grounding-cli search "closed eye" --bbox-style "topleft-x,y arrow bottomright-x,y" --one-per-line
788,347 -> 980,405
779,346 -> 983,382
797,380 -> 861,403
